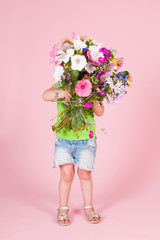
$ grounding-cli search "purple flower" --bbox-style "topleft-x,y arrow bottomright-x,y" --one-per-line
96,70 -> 106,80
82,51 -> 87,57
96,73 -> 101,80
99,48 -> 111,61
84,102 -> 92,109
100,90 -> 105,96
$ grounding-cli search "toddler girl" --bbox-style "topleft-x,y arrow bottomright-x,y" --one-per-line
42,37 -> 105,226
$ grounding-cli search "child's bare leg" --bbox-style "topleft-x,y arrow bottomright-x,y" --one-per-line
58,164 -> 75,224
77,168 -> 99,221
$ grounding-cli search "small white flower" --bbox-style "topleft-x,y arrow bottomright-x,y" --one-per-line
53,65 -> 64,83
110,83 -> 115,90
106,77 -> 115,90
71,55 -> 87,71
114,82 -> 124,94
55,48 -> 74,64
55,50 -> 64,64
106,77 -> 113,84
85,62 -> 96,73
88,45 -> 104,61
66,48 -> 74,57
73,35 -> 87,50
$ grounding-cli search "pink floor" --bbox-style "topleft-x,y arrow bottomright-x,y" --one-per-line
1,174 -> 160,240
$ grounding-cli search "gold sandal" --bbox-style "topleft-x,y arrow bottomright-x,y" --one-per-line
57,206 -> 71,226
84,205 -> 101,224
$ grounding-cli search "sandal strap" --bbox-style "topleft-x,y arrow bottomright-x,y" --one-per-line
87,211 -> 101,221
83,205 -> 94,210
57,212 -> 70,221
57,206 -> 69,211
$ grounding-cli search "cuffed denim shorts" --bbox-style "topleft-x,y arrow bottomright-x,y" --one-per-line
52,136 -> 97,171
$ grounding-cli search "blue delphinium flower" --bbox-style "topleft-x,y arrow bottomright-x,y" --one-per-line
116,74 -> 121,78
119,72 -> 124,76
82,48 -> 87,52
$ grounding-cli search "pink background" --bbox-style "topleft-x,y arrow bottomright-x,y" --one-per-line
1,0 -> 160,239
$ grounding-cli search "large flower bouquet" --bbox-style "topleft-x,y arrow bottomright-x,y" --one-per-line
49,32 -> 133,139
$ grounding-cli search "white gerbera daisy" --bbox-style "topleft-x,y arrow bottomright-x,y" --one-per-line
85,62 -> 96,73
53,65 -> 64,83
71,55 -> 87,71
73,35 -> 87,50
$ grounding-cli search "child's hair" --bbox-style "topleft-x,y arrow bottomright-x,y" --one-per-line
61,35 -> 89,47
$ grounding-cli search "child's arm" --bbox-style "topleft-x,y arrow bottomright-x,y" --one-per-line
42,85 -> 71,102
92,100 -> 105,116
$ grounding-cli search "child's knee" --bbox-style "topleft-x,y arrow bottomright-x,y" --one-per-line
60,165 -> 75,182
77,168 -> 92,180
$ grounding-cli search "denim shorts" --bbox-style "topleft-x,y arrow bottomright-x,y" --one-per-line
52,136 -> 97,171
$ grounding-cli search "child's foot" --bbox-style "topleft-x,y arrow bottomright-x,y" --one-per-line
84,205 -> 101,223
57,207 -> 71,226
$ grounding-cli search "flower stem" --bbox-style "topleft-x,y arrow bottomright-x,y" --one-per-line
56,112 -> 72,132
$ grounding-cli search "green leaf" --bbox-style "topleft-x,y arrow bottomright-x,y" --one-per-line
71,109 -> 76,118
72,80 -> 79,89
72,117 -> 83,128
69,70 -> 79,82
76,107 -> 81,117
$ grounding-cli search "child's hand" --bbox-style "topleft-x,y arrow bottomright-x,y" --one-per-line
92,99 -> 104,116
64,89 -> 72,102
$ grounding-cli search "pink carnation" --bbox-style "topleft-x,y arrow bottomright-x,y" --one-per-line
114,57 -> 124,72
116,57 -> 124,67
84,74 -> 89,79
75,80 -> 92,97
98,57 -> 106,64
89,131 -> 93,138
85,102 -> 92,109
100,90 -> 105,96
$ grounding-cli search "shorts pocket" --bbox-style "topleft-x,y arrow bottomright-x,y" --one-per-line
86,137 -> 97,149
